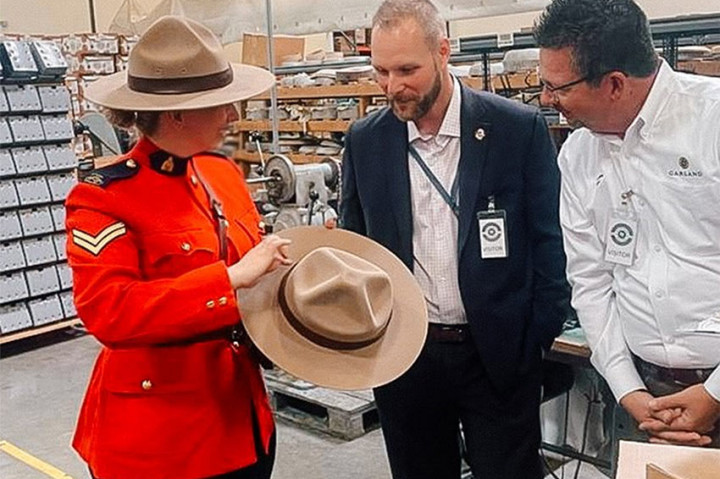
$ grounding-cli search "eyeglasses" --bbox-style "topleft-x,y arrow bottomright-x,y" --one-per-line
539,75 -> 588,101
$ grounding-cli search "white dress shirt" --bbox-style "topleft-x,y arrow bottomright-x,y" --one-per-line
558,60 -> 720,402
408,77 -> 466,325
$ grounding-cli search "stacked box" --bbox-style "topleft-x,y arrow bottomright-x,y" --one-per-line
0,38 -> 79,337
49,33 -> 137,158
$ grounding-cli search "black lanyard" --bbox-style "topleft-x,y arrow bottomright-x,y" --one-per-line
408,144 -> 460,218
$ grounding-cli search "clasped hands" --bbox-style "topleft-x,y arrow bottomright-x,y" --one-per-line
621,385 -> 720,446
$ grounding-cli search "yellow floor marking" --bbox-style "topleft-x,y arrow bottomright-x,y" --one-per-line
0,440 -> 74,479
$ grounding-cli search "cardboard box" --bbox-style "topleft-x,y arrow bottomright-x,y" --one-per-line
647,463 -> 683,479
333,31 -> 355,53
678,60 -> 720,77
241,33 -> 304,67
616,441 -> 720,479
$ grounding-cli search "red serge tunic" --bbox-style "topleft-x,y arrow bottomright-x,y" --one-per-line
66,138 -> 274,479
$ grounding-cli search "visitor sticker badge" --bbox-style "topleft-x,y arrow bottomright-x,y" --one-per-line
604,211 -> 637,266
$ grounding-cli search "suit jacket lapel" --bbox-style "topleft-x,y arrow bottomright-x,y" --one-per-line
385,115 -> 414,268
458,87 -> 491,256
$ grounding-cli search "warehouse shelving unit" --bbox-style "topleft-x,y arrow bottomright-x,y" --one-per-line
456,13 -> 720,90
0,39 -> 80,344
231,75 -> 528,165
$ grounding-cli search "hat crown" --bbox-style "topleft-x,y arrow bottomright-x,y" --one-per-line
82,15 -> 275,111
129,16 -> 228,81
284,247 -> 393,345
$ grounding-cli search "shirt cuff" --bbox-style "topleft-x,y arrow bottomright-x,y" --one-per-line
703,366 -> 720,402
593,354 -> 646,402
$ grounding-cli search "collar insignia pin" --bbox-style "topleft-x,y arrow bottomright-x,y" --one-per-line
161,157 -> 175,172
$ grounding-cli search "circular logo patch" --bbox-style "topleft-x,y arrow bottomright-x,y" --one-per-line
610,223 -> 634,246
481,222 -> 502,242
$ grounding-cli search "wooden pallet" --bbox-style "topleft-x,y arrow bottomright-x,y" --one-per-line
263,369 -> 379,440
0,317 -> 83,345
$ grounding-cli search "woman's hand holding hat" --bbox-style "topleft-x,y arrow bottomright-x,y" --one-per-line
228,235 -> 293,289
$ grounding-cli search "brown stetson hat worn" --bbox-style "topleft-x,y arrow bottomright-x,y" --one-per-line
237,226 -> 428,391
84,16 -> 275,111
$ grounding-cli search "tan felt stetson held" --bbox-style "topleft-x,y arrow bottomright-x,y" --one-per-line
83,16 -> 275,111
237,226 -> 428,391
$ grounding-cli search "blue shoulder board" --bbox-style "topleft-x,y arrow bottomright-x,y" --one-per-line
81,159 -> 140,187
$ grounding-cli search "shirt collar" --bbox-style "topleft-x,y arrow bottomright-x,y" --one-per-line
408,76 -> 462,143
632,59 -> 674,139
588,59 -> 672,145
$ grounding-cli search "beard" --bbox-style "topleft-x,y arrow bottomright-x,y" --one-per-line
388,67 -> 442,123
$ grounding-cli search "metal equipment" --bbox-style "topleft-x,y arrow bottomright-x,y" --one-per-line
247,152 -> 340,232
75,111 -> 123,157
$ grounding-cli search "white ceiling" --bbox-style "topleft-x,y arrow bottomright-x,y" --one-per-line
109,0 -> 551,43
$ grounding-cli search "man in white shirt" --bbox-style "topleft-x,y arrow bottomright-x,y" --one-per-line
341,1 -> 570,477
534,0 -> 720,447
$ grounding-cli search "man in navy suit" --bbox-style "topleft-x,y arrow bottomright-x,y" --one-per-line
339,1 -> 571,478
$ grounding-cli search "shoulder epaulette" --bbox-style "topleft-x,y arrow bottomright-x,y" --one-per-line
81,158 -> 140,188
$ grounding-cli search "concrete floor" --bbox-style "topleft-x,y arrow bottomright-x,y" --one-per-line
0,331 -> 607,479
0,332 -> 391,479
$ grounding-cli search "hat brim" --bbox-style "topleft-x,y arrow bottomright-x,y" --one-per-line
83,63 -> 275,111
237,226 -> 428,391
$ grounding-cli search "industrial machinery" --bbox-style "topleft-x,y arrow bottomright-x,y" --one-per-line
246,152 -> 340,232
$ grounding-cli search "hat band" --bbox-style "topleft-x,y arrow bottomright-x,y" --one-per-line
278,270 -> 391,351
127,67 -> 234,95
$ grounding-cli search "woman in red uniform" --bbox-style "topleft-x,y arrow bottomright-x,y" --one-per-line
66,16 -> 290,479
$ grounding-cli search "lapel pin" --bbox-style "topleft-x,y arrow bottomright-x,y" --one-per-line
474,128 -> 486,141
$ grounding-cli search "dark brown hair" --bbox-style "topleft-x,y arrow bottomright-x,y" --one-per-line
104,109 -> 162,136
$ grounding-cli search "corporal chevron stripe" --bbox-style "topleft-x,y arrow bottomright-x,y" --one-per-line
72,222 -> 127,256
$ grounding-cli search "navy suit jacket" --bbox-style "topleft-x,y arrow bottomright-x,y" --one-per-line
340,85 -> 571,391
